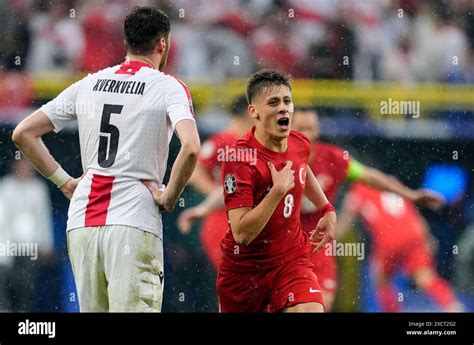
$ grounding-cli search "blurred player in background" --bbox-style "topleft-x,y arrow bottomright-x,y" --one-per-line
337,184 -> 463,312
218,70 -> 336,312
292,108 -> 444,311
0,158 -> 54,311
177,95 -> 252,270
12,6 -> 200,312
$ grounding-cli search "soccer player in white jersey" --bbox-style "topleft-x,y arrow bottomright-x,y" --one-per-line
12,6 -> 200,312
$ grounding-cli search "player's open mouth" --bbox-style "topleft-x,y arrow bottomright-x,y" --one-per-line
277,117 -> 290,131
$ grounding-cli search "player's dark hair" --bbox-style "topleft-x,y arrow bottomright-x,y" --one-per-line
246,69 -> 291,104
228,95 -> 248,117
124,6 -> 170,55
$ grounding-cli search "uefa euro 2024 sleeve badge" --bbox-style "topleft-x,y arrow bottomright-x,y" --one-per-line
224,173 -> 237,194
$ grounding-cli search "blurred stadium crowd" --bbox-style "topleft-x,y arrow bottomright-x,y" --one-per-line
0,0 -> 473,312
1,0 -> 474,85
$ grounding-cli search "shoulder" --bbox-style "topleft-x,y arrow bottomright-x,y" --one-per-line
88,65 -> 121,80
289,130 -> 311,156
290,130 -> 310,145
222,158 -> 256,186
76,66 -> 120,88
232,129 -> 253,150
221,138 -> 254,170
162,74 -> 191,92
316,141 -> 344,155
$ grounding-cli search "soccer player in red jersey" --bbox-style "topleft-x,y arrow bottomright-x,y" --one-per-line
183,106 -> 444,311
177,95 -> 252,270
291,108 -> 445,311
217,70 -> 336,313
337,184 -> 463,312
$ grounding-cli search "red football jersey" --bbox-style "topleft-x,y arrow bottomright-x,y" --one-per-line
300,142 -> 350,233
199,130 -> 240,183
220,127 -> 312,272
347,183 -> 427,249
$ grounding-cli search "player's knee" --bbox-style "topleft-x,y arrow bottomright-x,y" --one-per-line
322,292 -> 335,312
284,302 -> 324,313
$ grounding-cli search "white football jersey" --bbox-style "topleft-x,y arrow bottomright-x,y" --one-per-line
41,60 -> 195,237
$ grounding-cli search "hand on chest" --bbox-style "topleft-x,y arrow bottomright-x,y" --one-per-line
255,155 -> 307,208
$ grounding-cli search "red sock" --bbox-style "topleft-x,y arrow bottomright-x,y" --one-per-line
377,284 -> 400,312
424,277 -> 457,309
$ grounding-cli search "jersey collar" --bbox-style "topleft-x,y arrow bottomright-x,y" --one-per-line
115,60 -> 154,75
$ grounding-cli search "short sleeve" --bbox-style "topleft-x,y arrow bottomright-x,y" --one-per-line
40,80 -> 81,133
222,159 -> 255,211
166,78 -> 195,130
291,130 -> 311,160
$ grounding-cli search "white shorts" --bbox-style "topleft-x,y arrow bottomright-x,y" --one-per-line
67,225 -> 164,312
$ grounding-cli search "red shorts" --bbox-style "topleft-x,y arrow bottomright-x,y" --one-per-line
201,210 -> 228,270
217,255 -> 323,312
310,247 -> 338,295
372,240 -> 434,277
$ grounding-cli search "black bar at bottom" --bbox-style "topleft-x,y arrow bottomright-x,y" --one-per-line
0,312 -> 472,345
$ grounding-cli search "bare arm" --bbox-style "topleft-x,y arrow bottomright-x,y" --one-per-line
200,186 -> 225,213
12,110 -> 81,198
228,161 -> 294,245
304,166 -> 330,209
12,110 -> 62,177
161,119 -> 201,210
228,189 -> 283,245
304,167 -> 337,252
144,119 -> 200,210
359,167 -> 416,200
358,165 -> 444,210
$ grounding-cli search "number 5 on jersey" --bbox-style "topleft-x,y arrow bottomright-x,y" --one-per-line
98,104 -> 123,168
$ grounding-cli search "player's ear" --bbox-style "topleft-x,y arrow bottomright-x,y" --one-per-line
248,104 -> 258,120
156,36 -> 167,54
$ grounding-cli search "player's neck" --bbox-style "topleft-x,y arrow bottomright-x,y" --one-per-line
254,127 -> 288,152
230,118 -> 250,136
125,54 -> 159,70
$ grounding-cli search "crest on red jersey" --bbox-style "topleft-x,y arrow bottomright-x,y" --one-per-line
299,166 -> 307,185
224,173 -> 237,194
